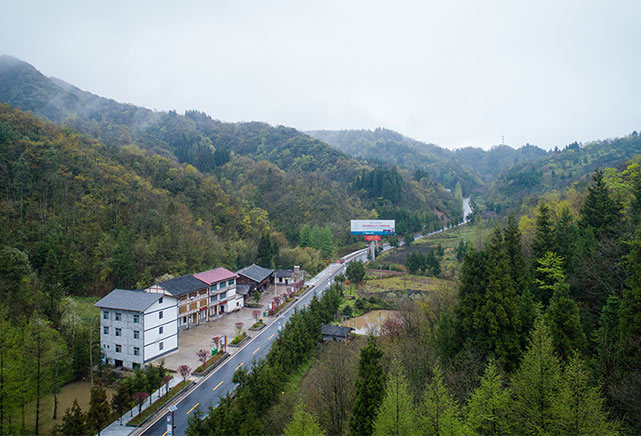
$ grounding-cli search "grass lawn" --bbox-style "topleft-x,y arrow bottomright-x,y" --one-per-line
363,274 -> 453,293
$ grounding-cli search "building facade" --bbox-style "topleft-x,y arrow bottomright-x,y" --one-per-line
146,275 -> 209,331
194,267 -> 244,319
95,289 -> 178,369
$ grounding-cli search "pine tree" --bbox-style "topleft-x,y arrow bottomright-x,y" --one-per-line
511,317 -> 568,435
299,224 -> 312,247
51,400 -> 87,436
373,361 -> 417,436
283,403 -> 326,436
465,362 -> 511,436
418,366 -> 466,436
620,226 -> 641,347
87,383 -> 111,435
455,247 -> 488,345
554,207 -> 578,273
579,169 -> 621,239
532,203 -> 557,264
474,229 -> 521,370
538,252 -> 587,358
503,215 -> 528,291
349,336 -> 386,436
546,282 -> 587,360
563,354 -> 619,436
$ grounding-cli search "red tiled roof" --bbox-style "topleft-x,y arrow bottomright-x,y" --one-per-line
194,267 -> 238,285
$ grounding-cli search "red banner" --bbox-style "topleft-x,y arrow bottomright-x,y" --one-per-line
365,235 -> 381,241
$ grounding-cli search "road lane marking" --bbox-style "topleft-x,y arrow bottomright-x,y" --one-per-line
268,333 -> 274,340
186,402 -> 199,415
162,432 -> 168,436
253,346 -> 260,355
212,380 -> 223,391
235,362 -> 244,371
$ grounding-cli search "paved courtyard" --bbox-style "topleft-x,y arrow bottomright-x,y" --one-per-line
151,284 -> 289,372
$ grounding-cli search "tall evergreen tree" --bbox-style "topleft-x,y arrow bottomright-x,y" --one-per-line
465,362 -> 511,436
511,317 -> 568,435
563,354 -> 619,436
455,247 -> 488,346
579,169 -> 621,239
554,207 -> 578,273
503,215 -> 528,291
87,383 -> 111,435
284,403 -> 326,436
418,366 -> 466,436
373,361 -> 417,436
532,203 -> 557,263
51,400 -> 87,436
349,337 -> 386,436
474,229 -> 521,370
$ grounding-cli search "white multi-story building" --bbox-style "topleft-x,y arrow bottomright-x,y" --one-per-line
146,275 -> 209,331
95,289 -> 178,369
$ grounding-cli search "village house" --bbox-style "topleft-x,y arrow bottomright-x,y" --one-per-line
321,324 -> 354,342
146,275 -> 209,331
95,289 -> 178,369
194,267 -> 243,319
274,266 -> 305,292
236,263 -> 274,296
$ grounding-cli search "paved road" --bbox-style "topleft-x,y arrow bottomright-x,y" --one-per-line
139,198 -> 473,435
139,249 -> 368,436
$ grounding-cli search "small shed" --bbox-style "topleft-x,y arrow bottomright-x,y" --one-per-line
321,324 -> 354,342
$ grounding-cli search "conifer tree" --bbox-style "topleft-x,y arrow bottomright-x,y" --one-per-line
503,215 -> 528,291
418,366 -> 466,436
620,226 -> 641,347
51,400 -> 87,436
475,229 -> 521,370
373,360 -> 417,436
284,403 -> 326,436
537,252 -> 587,358
563,354 -> 619,436
349,337 -> 385,436
579,169 -> 621,239
87,383 -> 111,435
466,362 -> 511,436
455,247 -> 488,344
511,317 -> 568,435
532,203 -> 557,264
554,207 -> 578,273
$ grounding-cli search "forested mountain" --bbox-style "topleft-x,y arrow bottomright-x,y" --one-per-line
306,128 -> 548,193
0,57 -> 463,293
484,133 -> 641,214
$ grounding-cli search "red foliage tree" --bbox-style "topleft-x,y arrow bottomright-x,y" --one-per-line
252,310 -> 261,322
132,392 -> 150,414
163,375 -> 172,395
178,365 -> 191,383
235,322 -> 244,335
211,336 -> 221,350
196,349 -> 209,366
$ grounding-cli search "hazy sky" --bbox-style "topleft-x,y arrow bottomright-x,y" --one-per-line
1,0 -> 640,150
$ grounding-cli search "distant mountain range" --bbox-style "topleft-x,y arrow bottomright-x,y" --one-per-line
306,128 -> 549,193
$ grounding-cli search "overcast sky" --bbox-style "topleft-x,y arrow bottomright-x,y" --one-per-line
1,0 -> 640,150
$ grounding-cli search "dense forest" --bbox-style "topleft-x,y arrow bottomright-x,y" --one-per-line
0,55 -> 462,246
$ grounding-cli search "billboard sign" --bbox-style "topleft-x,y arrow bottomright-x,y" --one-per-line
351,220 -> 395,235
365,235 -> 381,241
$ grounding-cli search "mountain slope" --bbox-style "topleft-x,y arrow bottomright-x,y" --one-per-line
0,56 -> 462,254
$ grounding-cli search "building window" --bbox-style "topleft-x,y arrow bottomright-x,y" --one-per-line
211,283 -> 217,291
159,326 -> 164,335
219,281 -> 227,289
159,311 -> 163,319
133,330 -> 139,339
103,311 -> 109,320
182,316 -> 187,324
103,326 -> 109,335
220,292 -> 227,300
210,295 -> 217,303
159,342 -> 164,351
133,347 -> 140,356
115,344 -> 121,353
133,314 -> 139,323
115,313 -> 121,321
228,279 -> 235,286
115,328 -> 121,337
159,297 -> 163,304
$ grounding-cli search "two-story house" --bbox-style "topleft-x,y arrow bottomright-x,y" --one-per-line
236,264 -> 273,293
95,289 -> 178,369
194,267 -> 244,319
146,275 -> 209,331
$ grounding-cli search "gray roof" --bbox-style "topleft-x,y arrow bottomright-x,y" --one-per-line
275,269 -> 293,278
321,324 -> 354,337
157,274 -> 207,296
236,264 -> 273,283
94,289 -> 162,312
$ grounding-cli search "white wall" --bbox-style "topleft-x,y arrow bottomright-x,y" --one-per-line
143,296 -> 179,362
